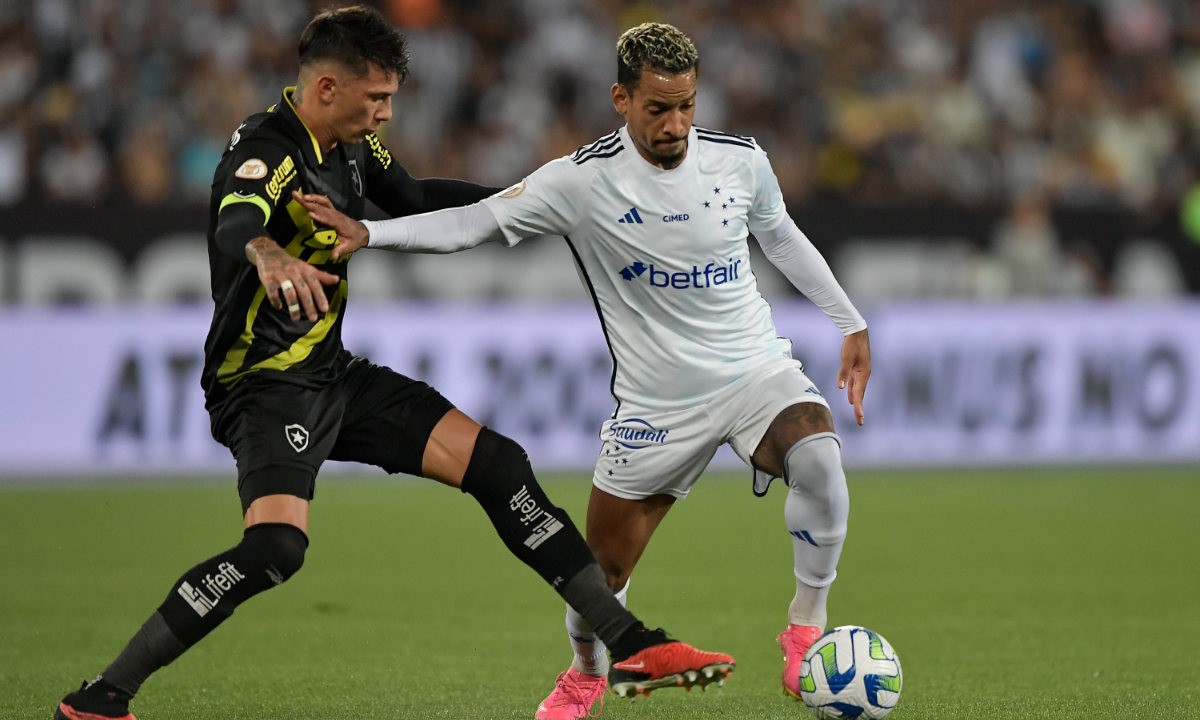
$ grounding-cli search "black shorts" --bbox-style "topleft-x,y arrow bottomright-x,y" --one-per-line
209,358 -> 455,513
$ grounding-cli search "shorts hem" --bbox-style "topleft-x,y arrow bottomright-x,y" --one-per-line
237,458 -> 318,476
238,465 -> 317,514
591,475 -> 692,501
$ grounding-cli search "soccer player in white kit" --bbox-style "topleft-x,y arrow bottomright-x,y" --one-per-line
297,23 -> 870,719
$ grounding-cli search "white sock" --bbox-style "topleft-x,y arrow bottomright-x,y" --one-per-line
566,579 -> 628,676
783,433 -> 848,630
789,582 -> 830,629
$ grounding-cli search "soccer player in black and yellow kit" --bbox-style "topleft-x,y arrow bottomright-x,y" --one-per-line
55,7 -> 733,719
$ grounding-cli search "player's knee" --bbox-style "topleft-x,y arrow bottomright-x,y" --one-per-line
461,427 -> 533,497
459,428 -> 596,587
784,433 -> 849,521
242,523 -> 309,583
586,535 -> 633,592
591,553 -> 630,592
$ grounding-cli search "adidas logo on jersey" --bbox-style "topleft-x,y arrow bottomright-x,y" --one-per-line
617,207 -> 643,224
616,207 -> 689,224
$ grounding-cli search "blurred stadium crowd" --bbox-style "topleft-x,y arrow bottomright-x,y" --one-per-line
0,0 -> 1197,302
6,0 -> 1200,208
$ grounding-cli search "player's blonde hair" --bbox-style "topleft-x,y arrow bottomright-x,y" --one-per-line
616,22 -> 699,90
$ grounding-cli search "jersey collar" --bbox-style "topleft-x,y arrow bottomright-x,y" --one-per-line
278,87 -> 328,166
619,125 -> 698,178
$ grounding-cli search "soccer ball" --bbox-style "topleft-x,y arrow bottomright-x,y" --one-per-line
797,626 -> 902,719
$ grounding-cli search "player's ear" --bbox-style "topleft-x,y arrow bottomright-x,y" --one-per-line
316,72 -> 339,104
612,83 -> 629,116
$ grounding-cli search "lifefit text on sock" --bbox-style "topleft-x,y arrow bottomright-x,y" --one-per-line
176,562 -> 245,617
510,485 -> 565,550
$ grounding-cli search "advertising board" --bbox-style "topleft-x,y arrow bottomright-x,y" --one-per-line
1,301 -> 1196,476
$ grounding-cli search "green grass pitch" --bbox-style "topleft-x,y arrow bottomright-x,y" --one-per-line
2,468 -> 1198,719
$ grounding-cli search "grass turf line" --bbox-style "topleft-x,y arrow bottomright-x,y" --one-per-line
1,468 -> 1198,719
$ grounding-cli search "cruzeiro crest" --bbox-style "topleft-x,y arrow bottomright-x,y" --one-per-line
348,159 -> 362,196
284,423 -> 309,453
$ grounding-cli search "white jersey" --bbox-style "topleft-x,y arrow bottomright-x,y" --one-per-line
482,125 -> 818,411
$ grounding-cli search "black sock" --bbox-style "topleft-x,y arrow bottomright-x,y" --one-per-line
461,428 -> 638,645
559,563 -> 642,648
101,523 -> 307,695
99,612 -> 184,697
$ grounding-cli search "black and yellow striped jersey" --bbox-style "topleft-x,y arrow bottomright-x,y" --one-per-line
201,88 -> 499,409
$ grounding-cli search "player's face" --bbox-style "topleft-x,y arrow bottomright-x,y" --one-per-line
613,68 -> 696,169
329,63 -> 398,145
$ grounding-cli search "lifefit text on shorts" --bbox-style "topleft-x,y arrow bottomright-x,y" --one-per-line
176,562 -> 245,618
509,485 -> 565,550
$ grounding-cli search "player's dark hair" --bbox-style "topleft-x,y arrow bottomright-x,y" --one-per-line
616,23 -> 699,92
298,5 -> 409,82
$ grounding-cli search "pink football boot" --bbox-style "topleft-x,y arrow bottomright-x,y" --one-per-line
535,668 -> 607,720
778,624 -> 823,700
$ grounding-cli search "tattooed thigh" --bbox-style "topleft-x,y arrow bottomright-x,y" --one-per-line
751,402 -> 834,478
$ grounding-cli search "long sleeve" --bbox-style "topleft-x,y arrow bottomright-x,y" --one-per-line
361,202 -> 503,253
746,144 -> 866,336
211,139 -> 300,260
213,203 -> 268,259
752,214 -> 867,336
361,155 -> 590,253
362,133 -> 501,217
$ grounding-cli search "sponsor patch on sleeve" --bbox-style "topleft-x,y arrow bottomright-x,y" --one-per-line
365,134 -> 392,169
235,159 -> 268,180
497,181 -> 526,199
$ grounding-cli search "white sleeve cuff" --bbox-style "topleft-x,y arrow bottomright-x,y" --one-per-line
361,218 -> 410,250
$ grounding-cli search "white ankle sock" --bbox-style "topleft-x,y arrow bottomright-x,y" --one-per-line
789,581 -> 830,629
566,579 -> 628,675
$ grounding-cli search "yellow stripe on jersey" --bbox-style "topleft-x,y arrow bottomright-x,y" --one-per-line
216,285 -> 268,386
249,280 -> 347,375
285,197 -> 344,263
215,280 -> 347,386
218,192 -> 273,224
286,196 -> 316,247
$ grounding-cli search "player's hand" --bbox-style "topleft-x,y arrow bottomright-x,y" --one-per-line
245,237 -> 340,322
837,329 -> 871,426
292,191 -> 370,261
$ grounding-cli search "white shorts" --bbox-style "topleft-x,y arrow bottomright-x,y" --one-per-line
592,357 -> 829,500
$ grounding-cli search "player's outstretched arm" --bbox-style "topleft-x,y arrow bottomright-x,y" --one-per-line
302,156 -> 587,261
295,191 -> 506,261
752,214 -> 866,334
361,134 -> 501,216
753,215 -> 872,423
